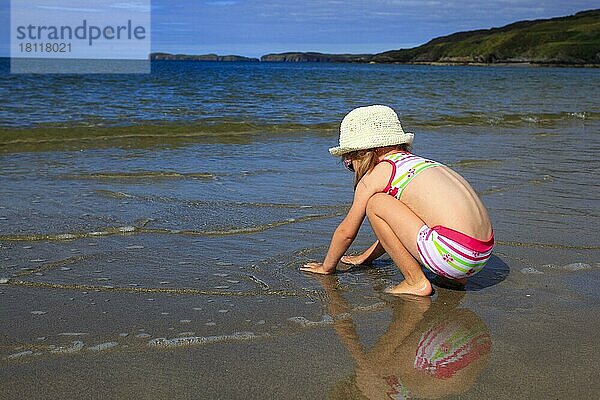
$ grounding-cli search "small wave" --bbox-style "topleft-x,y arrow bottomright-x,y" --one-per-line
148,331 -> 268,348
50,341 -> 85,354
449,159 -> 502,168
288,315 -> 334,327
520,116 -> 539,123
567,112 -> 588,119
63,171 -> 215,181
5,340 -> 120,361
477,175 -> 553,196
495,241 -> 599,251
521,263 -> 598,275
92,189 -> 343,211
423,111 -> 599,128
543,262 -> 596,272
0,213 -> 342,242
0,226 -> 138,242
1,111 -> 596,153
8,279 -> 300,297
0,120 -> 338,152
531,132 -> 560,138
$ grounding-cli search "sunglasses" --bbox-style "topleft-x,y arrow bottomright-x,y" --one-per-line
343,158 -> 354,172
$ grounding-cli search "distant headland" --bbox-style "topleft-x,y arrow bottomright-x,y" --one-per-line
150,53 -> 259,62
153,9 -> 600,67
260,52 -> 372,63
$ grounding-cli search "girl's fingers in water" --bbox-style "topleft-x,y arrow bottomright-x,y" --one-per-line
301,262 -> 320,270
340,255 -> 361,265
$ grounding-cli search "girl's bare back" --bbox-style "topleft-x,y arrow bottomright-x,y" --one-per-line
400,165 -> 492,241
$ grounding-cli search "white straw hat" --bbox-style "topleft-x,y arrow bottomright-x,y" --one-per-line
329,105 -> 414,157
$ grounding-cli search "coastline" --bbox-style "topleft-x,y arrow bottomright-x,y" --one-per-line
384,61 -> 600,68
3,56 -> 598,68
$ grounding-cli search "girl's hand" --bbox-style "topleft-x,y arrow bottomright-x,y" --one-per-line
300,262 -> 334,275
340,254 -> 366,266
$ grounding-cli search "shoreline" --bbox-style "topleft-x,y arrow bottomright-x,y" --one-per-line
2,56 -> 598,69
154,57 -> 600,68
383,60 -> 600,68
151,58 -> 600,69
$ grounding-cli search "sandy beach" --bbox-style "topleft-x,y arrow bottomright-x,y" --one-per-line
1,61 -> 599,399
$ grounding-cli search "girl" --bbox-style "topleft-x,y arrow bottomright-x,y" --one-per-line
300,105 -> 494,296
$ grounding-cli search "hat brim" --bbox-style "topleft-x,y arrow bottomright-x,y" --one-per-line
328,132 -> 414,157
329,146 -> 354,157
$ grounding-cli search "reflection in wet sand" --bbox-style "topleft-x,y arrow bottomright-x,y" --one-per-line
321,278 -> 491,399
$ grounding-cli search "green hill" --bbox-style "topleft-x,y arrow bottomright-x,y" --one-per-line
372,9 -> 600,65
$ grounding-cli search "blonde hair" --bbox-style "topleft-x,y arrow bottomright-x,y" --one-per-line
344,144 -> 411,190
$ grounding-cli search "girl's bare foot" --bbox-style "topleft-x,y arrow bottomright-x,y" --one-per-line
384,279 -> 433,297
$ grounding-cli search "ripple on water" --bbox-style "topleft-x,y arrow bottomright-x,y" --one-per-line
287,315 -> 334,328
148,331 -> 267,348
88,342 -> 119,351
61,171 -> 216,181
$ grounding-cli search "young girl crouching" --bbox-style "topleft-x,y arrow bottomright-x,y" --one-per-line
301,105 -> 494,297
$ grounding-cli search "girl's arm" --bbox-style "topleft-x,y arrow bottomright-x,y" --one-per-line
300,198 -> 367,274
301,163 -> 390,274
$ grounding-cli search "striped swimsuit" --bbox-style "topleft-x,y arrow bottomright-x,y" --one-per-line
380,152 -> 494,280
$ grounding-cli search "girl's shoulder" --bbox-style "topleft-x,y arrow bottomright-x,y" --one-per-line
363,160 -> 395,192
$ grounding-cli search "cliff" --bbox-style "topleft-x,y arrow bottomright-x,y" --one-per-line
260,52 -> 371,63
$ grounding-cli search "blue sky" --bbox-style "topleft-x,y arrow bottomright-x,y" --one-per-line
2,1 -> 598,57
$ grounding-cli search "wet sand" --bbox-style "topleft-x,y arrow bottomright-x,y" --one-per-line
1,119 -> 599,399
1,256 -> 598,399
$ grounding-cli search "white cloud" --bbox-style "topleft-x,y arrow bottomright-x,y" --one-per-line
110,2 -> 151,12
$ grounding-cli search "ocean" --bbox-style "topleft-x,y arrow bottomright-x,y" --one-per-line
0,59 -> 599,399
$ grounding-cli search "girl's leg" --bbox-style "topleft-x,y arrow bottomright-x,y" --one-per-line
366,193 -> 432,296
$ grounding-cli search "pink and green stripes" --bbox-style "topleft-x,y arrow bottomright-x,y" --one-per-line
381,152 -> 442,199
416,225 -> 494,280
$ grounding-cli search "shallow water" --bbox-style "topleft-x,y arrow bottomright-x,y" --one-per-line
1,60 -> 599,399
